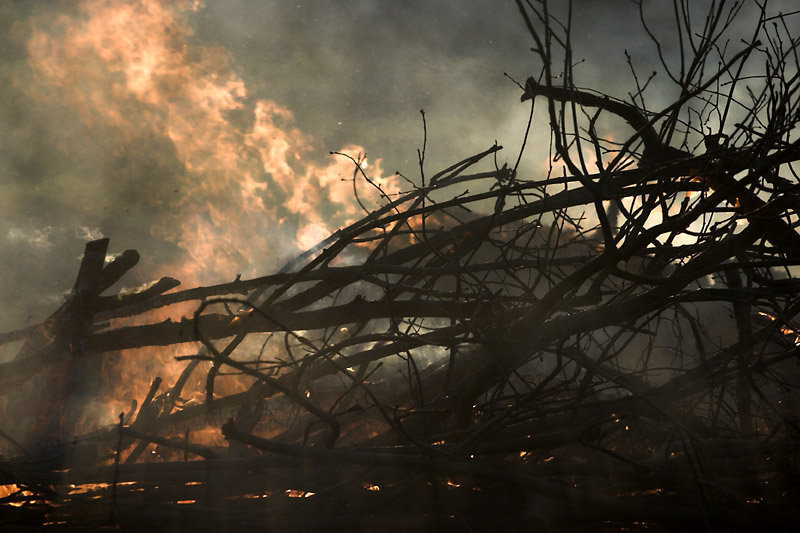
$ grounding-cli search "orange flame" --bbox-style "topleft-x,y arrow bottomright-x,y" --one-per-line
21,0 -> 401,439
26,0 -> 397,287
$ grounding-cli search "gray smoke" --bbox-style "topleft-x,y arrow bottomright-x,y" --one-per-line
0,0 -> 781,339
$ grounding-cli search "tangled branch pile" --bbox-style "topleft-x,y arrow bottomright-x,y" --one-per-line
3,1 -> 800,531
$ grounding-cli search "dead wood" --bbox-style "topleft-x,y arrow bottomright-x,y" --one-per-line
3,2 -> 800,530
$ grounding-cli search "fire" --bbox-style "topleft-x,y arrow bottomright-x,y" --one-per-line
20,0 -> 402,442
26,0 -> 398,288
286,489 -> 315,498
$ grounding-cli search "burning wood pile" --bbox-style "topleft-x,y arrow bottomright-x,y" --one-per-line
2,130 -> 800,530
3,2 -> 800,530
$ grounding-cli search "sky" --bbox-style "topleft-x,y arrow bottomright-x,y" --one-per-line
0,0 -> 788,334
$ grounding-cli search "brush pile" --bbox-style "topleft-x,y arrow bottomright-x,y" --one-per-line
3,1 -> 800,529
2,132 -> 800,531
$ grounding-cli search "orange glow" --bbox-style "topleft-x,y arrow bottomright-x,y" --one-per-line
26,0 -> 398,287
22,0 -> 401,441
2,488 -> 36,507
0,484 -> 18,499
758,311 -> 800,345
286,489 -> 315,498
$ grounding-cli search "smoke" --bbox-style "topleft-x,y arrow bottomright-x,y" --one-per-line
0,0 -> 781,336
0,0 -> 790,457
0,1 -> 406,331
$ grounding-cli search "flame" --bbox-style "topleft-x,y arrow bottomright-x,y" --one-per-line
286,489 -> 314,498
21,0 -> 402,442
0,484 -> 18,499
26,0 -> 398,287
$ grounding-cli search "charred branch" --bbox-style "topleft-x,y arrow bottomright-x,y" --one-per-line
3,1 -> 800,530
